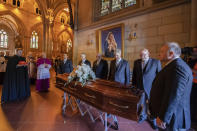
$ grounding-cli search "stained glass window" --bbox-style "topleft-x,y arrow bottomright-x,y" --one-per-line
66,39 -> 72,52
0,29 -> 8,48
101,0 -> 110,16
112,0 -> 122,12
30,31 -> 38,49
125,0 -> 136,7
99,0 -> 137,16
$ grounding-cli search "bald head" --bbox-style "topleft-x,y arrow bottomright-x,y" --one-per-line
96,53 -> 102,61
80,53 -> 86,61
140,48 -> 149,61
115,49 -> 121,60
41,52 -> 46,58
16,48 -> 23,57
159,42 -> 181,62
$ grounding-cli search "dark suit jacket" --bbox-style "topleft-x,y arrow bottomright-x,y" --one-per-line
108,59 -> 130,85
132,58 -> 161,98
78,60 -> 91,67
93,59 -> 108,79
54,59 -> 61,74
60,59 -> 73,74
149,58 -> 193,130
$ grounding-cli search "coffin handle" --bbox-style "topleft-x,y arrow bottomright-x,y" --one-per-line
84,93 -> 96,99
109,101 -> 129,109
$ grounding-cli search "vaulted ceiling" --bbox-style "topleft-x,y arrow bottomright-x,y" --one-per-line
35,0 -> 76,20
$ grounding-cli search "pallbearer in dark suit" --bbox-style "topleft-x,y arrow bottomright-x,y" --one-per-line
109,49 -> 130,85
108,49 -> 130,129
150,42 -> 193,131
54,56 -> 61,75
78,53 -> 91,67
132,49 -> 161,129
60,53 -> 73,74
93,54 -> 108,79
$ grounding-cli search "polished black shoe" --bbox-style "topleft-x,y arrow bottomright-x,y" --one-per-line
114,121 -> 119,130
138,117 -> 146,124
150,122 -> 158,130
148,119 -> 158,130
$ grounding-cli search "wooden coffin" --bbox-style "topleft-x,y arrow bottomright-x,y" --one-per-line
56,74 -> 139,121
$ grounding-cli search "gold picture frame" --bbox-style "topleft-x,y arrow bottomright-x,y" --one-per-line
97,23 -> 124,60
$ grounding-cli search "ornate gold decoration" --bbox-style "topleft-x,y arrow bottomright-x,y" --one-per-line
45,8 -> 54,24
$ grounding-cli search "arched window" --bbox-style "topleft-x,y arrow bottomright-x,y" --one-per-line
99,0 -> 137,16
13,0 -> 20,8
35,8 -> 41,15
60,16 -> 65,25
30,31 -> 38,49
0,29 -> 8,48
66,39 -> 72,52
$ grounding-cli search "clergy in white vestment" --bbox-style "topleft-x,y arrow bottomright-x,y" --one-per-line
36,52 -> 51,92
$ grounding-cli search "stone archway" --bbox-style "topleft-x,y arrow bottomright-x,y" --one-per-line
54,29 -> 73,59
0,11 -> 27,55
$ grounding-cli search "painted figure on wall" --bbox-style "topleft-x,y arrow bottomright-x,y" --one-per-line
104,32 -> 117,58
14,35 -> 22,49
101,25 -> 123,58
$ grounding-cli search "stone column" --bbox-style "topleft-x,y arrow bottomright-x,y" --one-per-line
73,31 -> 78,66
23,35 -> 30,56
190,0 -> 197,46
42,9 -> 54,58
72,0 -> 79,66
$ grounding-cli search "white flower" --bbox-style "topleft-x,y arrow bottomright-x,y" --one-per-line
67,64 -> 96,87
79,77 -> 83,83
82,74 -> 88,79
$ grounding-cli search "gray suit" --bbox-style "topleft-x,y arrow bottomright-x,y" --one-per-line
132,58 -> 161,98
150,58 -> 193,130
132,58 -> 161,119
108,59 -> 130,85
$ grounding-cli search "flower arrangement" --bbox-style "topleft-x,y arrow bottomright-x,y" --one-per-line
66,64 -> 96,87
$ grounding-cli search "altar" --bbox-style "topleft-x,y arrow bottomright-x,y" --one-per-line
56,74 -> 139,131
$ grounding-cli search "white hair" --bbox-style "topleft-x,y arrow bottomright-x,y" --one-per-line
166,42 -> 181,57
41,52 -> 46,58
97,53 -> 102,57
140,48 -> 149,54
81,53 -> 86,57
116,49 -> 121,55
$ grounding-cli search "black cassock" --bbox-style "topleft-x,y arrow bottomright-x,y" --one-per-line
1,55 -> 30,103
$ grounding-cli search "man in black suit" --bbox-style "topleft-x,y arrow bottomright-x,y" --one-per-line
93,53 -> 108,79
132,49 -> 161,128
60,53 -> 73,74
54,56 -> 61,75
149,42 -> 193,131
108,49 -> 130,85
78,53 -> 91,67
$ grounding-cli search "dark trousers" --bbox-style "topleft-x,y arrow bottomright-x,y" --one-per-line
191,83 -> 197,122
137,92 -> 148,119
137,92 -> 157,126
0,72 -> 5,84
